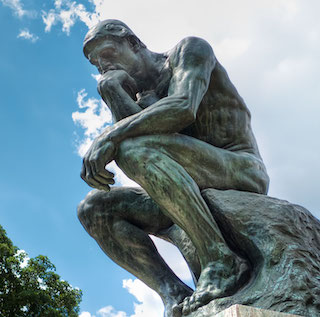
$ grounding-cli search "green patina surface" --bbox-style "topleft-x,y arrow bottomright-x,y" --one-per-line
77,20 -> 320,317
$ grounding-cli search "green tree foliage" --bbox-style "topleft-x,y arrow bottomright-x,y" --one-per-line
0,225 -> 82,316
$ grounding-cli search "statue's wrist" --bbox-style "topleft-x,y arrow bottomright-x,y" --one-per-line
106,129 -> 120,146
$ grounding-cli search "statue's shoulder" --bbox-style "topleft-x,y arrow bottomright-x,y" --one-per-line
168,36 -> 216,68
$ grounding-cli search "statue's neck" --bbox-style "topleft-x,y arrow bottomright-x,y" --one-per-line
134,51 -> 168,92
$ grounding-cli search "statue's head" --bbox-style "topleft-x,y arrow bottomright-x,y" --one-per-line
83,19 -> 146,60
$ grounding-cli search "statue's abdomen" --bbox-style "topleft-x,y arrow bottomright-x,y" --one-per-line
181,93 -> 256,153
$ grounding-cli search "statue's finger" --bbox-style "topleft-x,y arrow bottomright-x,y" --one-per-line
107,178 -> 115,185
94,175 -> 114,185
84,158 -> 94,180
106,169 -> 115,178
80,163 -> 87,181
90,158 -> 100,178
87,164 -> 114,189
86,178 -> 107,190
89,182 -> 110,192
98,168 -> 114,179
92,159 -> 114,180
101,184 -> 110,192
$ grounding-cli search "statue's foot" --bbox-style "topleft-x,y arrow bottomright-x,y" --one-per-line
177,256 -> 250,315
163,283 -> 193,317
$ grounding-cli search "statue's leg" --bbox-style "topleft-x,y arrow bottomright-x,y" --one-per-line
77,186 -> 193,315
115,134 -> 269,314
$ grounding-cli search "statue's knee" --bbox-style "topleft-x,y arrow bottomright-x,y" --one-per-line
116,138 -> 151,177
258,172 -> 270,195
117,138 -> 142,161
77,189 -> 111,237
77,189 -> 97,228
246,167 -> 270,195
78,187 -> 133,238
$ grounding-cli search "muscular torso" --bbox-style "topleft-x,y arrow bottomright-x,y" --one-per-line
158,47 -> 262,158
100,37 -> 263,161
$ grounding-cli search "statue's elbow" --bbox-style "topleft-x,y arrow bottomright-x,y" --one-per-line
182,102 -> 197,123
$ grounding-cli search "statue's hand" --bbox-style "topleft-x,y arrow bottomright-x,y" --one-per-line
80,135 -> 116,192
98,70 -> 138,100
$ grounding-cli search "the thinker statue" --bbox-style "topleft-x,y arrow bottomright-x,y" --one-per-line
78,20 -> 320,317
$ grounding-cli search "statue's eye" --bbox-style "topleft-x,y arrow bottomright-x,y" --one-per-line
88,53 -> 98,65
90,59 -> 98,66
100,47 -> 116,59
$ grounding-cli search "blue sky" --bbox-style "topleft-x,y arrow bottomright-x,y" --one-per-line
1,1 -> 320,316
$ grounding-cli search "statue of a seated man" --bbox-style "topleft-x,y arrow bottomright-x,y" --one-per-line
78,19 -> 269,317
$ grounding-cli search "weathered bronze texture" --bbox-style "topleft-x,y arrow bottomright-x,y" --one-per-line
78,20 -> 320,317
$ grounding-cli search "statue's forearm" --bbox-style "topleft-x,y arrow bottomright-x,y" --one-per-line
99,51 -> 211,145
106,95 -> 195,144
100,85 -> 143,122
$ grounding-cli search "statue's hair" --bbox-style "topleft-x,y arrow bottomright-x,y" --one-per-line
83,19 -> 146,58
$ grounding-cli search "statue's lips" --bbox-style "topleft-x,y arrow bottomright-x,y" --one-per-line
100,63 -> 123,74
101,67 -> 116,74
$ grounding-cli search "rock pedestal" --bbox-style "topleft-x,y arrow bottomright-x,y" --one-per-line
167,189 -> 320,316
198,190 -> 320,316
213,304 -> 301,316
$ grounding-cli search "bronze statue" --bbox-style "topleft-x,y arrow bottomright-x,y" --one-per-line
77,19 -> 273,316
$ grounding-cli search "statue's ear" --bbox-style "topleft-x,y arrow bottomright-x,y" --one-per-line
127,35 -> 141,52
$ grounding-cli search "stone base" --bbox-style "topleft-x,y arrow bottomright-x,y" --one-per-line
213,305 -> 301,317
176,189 -> 320,317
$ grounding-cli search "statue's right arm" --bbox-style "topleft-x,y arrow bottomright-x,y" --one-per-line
81,37 -> 216,190
97,70 -> 143,122
104,37 -> 216,145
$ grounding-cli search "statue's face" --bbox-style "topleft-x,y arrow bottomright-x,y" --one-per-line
87,37 -> 142,75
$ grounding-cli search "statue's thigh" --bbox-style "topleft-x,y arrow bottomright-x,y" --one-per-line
163,136 -> 266,192
117,134 -> 267,193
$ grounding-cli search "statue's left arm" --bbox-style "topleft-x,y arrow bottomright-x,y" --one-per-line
81,37 -> 216,190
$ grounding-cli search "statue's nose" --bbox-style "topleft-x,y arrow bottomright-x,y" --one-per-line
97,58 -> 116,73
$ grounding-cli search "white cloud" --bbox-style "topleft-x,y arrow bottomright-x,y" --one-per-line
123,279 -> 163,317
72,89 -> 111,157
79,312 -> 93,317
92,73 -> 102,82
97,306 -> 127,317
276,0 -> 299,21
72,88 -> 111,157
54,0 -> 63,9
78,280 -> 163,317
42,0 -> 99,35
263,57 -> 313,90
17,29 -> 39,43
72,89 -> 139,187
1,0 -> 27,17
78,281 -> 162,317
42,10 -> 58,33
73,89 -> 112,137
215,37 -> 251,62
